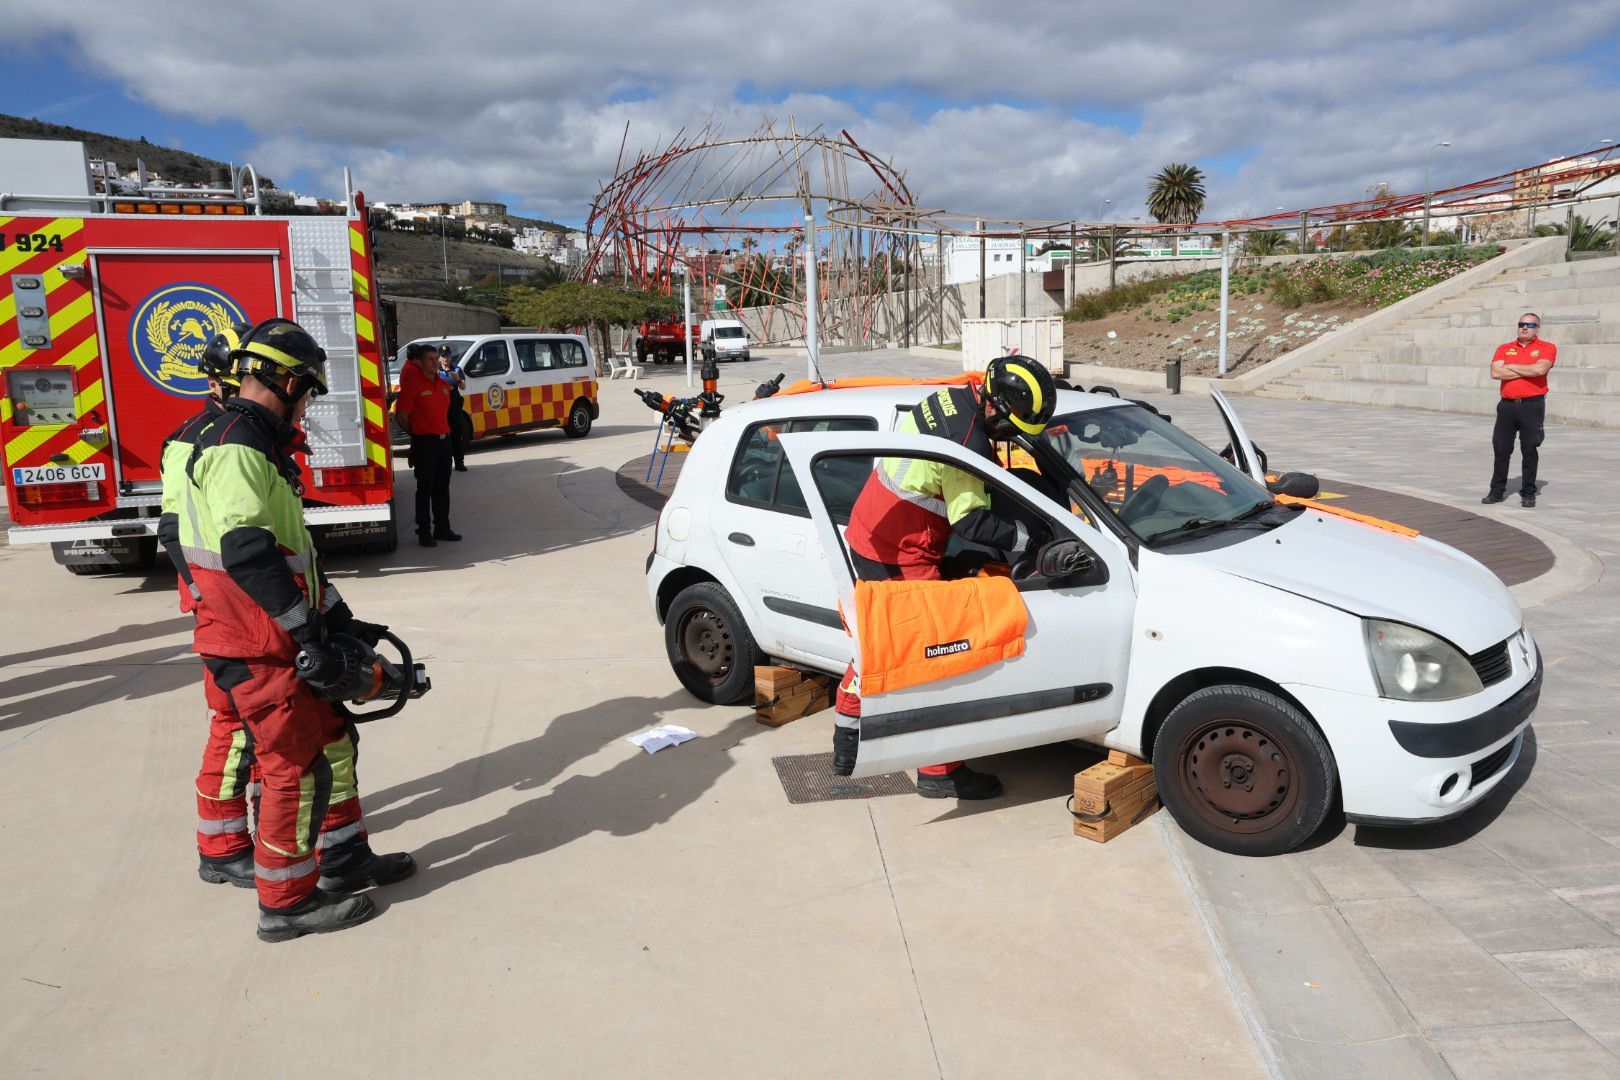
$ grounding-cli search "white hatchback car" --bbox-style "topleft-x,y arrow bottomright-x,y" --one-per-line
645,383 -> 1541,854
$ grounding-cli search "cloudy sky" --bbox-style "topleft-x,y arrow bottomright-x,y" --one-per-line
7,1 -> 1619,228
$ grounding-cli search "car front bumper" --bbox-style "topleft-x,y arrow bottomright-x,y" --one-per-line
1286,646 -> 1541,825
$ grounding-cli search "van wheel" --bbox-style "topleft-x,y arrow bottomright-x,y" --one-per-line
564,400 -> 592,438
453,410 -> 474,450
665,582 -> 761,704
1153,685 -> 1336,856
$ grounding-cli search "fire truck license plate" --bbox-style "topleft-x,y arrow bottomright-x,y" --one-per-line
12,463 -> 105,486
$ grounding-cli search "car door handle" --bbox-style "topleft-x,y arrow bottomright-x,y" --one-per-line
505,379 -> 517,385
727,532 -> 755,547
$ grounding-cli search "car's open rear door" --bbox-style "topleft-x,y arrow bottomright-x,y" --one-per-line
778,431 -> 1135,778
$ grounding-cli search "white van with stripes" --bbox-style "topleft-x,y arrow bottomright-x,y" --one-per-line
388,333 -> 599,445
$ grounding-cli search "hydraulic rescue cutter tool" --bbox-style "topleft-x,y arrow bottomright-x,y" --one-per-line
632,357 -> 731,443
295,627 -> 431,721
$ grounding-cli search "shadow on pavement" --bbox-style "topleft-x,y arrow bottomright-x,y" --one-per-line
1351,726 -> 1538,851
363,690 -> 758,899
330,459 -> 652,581
0,615 -> 196,735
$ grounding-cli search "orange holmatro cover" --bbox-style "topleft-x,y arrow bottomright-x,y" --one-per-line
855,576 -> 1029,695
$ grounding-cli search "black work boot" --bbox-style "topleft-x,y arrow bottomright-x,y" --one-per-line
1481,492 -> 1506,505
831,727 -> 859,776
433,528 -> 463,542
198,852 -> 255,889
318,850 -> 417,894
257,889 -> 375,943
915,765 -> 1003,801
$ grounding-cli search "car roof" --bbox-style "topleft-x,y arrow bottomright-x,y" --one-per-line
725,384 -> 1136,426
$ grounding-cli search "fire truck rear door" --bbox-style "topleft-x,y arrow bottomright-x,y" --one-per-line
91,249 -> 282,489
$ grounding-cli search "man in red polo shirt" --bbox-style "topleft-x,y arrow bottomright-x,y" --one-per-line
393,342 -> 461,545
1482,312 -> 1555,508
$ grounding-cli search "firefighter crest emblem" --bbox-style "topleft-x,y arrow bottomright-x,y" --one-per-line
130,283 -> 248,397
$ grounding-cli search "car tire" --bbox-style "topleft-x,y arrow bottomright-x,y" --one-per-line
564,400 -> 593,439
1153,684 -> 1336,856
664,582 -> 762,705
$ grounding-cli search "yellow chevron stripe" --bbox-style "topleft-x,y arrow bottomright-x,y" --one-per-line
4,418 -> 60,464
349,228 -> 365,256
355,311 -> 375,344
0,398 -> 10,423
49,292 -> 94,339
0,219 -> 85,277
363,398 -> 383,427
358,356 -> 379,386
65,439 -> 101,465
351,268 -> 370,300
63,334 -> 102,372
74,376 -> 105,415
367,441 -> 388,467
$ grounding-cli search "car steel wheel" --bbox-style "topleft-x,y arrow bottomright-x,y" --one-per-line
679,607 -> 734,687
1178,718 -> 1301,834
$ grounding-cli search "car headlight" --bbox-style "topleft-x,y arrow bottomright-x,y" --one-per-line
1363,619 -> 1484,702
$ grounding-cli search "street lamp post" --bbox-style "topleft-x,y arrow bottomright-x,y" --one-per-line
1422,141 -> 1452,246
439,209 -> 450,285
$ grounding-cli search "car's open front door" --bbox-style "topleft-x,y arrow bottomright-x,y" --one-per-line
778,431 -> 1135,778
1209,387 -> 1267,485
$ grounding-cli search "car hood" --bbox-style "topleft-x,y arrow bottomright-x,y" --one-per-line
1194,510 -> 1522,654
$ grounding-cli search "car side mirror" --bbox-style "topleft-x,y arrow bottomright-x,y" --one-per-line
1026,538 -> 1109,590
1267,471 -> 1320,499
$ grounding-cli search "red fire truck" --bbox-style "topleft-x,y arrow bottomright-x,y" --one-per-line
635,318 -> 698,365
1,139 -> 396,575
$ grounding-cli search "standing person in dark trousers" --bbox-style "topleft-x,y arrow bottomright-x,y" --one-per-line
440,346 -> 468,472
1483,312 -> 1556,508
393,343 -> 461,546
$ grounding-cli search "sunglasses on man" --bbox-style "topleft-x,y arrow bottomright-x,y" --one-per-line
1517,321 -> 1539,329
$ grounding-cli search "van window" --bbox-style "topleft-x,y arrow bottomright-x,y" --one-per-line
464,341 -> 511,378
557,340 -> 588,368
726,417 -> 878,518
515,339 -> 557,372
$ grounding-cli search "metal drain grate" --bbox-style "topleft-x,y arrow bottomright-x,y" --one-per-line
772,752 -> 916,803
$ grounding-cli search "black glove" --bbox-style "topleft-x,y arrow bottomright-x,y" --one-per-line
323,602 -> 387,647
1037,540 -> 1095,578
345,619 -> 389,648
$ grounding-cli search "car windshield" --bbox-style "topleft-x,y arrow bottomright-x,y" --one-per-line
714,326 -> 745,339
1035,404 -> 1277,546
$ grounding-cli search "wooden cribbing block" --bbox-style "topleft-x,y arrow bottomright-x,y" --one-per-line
754,665 -> 833,727
1107,749 -> 1150,767
1072,757 -> 1160,843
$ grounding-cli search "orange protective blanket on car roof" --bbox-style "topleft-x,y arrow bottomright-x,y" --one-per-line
777,373 -> 984,397
855,575 -> 1028,695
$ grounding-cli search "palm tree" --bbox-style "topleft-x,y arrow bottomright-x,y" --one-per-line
1147,163 -> 1207,224
1242,230 -> 1287,256
1535,213 -> 1614,251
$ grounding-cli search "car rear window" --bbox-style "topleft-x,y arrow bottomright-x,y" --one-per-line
726,417 -> 877,518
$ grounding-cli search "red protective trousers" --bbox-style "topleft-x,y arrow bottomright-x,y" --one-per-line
195,666 -> 258,861
838,556 -> 963,778
203,658 -> 370,910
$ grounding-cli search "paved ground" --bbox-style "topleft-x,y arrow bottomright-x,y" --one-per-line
2,348 -> 1615,1078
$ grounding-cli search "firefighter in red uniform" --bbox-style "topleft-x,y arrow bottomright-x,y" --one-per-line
833,354 -> 1057,799
393,341 -> 460,546
157,323 -> 264,887
182,318 -> 413,941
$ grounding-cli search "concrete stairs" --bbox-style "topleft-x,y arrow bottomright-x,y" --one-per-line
1256,255 -> 1620,428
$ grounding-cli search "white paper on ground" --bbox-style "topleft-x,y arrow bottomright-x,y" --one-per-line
626,724 -> 699,754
